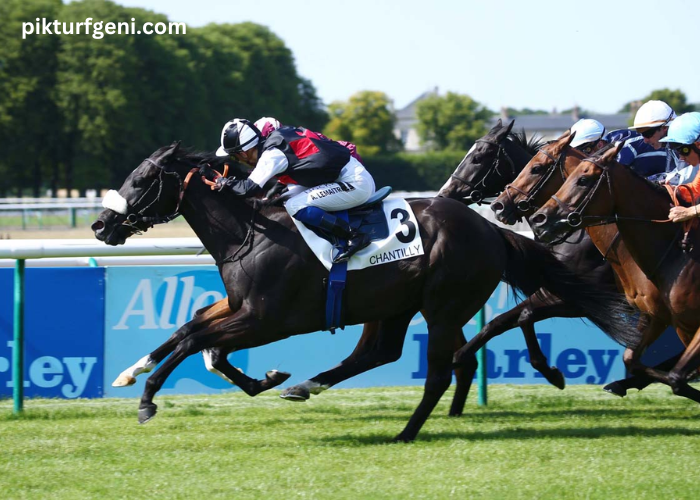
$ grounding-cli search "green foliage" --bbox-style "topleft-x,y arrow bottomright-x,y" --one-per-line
0,0 -> 327,196
2,386 -> 700,499
619,88 -> 696,114
365,150 -> 466,191
324,90 -> 401,155
415,91 -> 492,151
0,0 -> 62,196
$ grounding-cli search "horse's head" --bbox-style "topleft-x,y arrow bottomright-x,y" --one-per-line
437,119 -> 518,204
491,130 -> 579,224
92,142 -> 191,245
530,142 -> 624,244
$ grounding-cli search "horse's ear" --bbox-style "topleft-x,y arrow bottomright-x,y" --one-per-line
488,119 -> 503,134
494,119 -> 515,141
602,141 -> 624,161
565,130 -> 577,146
156,141 -> 181,163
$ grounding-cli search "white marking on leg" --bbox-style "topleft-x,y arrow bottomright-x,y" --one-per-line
112,355 -> 156,387
202,349 -> 234,384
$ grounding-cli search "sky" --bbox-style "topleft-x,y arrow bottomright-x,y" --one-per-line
100,0 -> 697,114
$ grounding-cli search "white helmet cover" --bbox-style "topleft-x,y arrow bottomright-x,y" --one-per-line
630,100 -> 676,130
570,119 -> 606,148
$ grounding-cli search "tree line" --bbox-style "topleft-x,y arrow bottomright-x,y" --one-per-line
0,0 -> 327,197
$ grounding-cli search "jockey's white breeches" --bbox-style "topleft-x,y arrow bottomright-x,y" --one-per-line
284,157 -> 376,216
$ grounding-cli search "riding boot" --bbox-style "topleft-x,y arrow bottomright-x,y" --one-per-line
293,207 -> 371,263
318,213 -> 371,263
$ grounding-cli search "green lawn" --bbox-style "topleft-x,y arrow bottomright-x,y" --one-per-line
1,385 -> 698,499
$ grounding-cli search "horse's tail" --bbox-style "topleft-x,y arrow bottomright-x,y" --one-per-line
496,226 -> 638,347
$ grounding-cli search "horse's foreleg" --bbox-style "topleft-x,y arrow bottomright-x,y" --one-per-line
452,294 -> 578,389
666,326 -> 700,403
280,313 -> 413,401
113,298 -> 233,387
603,315 -> 674,397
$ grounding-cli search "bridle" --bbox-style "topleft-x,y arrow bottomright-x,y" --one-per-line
449,138 -> 516,204
501,145 -> 568,215
119,158 -> 199,235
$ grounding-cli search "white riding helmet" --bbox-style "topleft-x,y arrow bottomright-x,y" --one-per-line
216,118 -> 262,157
570,119 -> 606,148
629,100 -> 676,130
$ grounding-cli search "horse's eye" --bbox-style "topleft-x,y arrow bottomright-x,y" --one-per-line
577,176 -> 591,186
530,165 -> 544,174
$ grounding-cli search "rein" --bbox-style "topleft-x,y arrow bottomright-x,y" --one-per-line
121,160 -> 228,235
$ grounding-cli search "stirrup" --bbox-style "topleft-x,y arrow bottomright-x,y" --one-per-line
332,234 -> 371,263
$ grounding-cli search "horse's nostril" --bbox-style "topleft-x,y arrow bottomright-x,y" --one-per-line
491,201 -> 505,214
91,220 -> 105,232
530,213 -> 547,226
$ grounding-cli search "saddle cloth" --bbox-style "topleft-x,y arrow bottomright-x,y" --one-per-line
292,198 -> 424,271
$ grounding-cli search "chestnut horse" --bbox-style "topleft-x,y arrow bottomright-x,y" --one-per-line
92,142 -> 634,441
487,132 -> 680,396
531,143 -> 700,401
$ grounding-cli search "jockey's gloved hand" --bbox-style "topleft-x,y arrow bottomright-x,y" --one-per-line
216,177 -> 262,197
264,181 -> 287,200
198,163 -> 221,182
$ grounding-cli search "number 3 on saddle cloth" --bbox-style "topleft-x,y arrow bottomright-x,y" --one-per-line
290,187 -> 425,332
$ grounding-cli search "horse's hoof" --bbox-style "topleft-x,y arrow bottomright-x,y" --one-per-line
138,404 -> 158,424
280,386 -> 310,401
266,370 -> 291,386
548,368 -> 566,390
603,382 -> 627,397
112,374 -> 136,387
448,411 -> 463,418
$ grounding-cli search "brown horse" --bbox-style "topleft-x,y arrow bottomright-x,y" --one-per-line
488,132 -> 679,396
530,143 -> 700,400
92,143 -> 634,441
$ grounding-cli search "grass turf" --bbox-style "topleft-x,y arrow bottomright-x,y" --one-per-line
1,384 -> 698,499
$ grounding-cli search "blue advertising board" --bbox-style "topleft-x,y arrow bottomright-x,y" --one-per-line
103,266 -> 631,398
0,267 -> 105,398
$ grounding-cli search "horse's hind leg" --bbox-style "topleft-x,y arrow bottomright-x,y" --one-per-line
449,330 -> 472,417
395,321 -> 462,442
281,312 -> 414,401
208,348 -> 291,396
112,298 -> 233,387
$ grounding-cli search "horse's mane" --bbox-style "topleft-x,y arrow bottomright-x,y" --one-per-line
507,130 -> 546,156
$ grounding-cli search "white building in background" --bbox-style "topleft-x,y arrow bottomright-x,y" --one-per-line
394,90 -> 633,152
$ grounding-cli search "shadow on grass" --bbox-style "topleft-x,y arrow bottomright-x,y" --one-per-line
319,425 -> 700,446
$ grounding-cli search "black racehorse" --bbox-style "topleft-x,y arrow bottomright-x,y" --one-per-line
438,121 -> 619,389
92,142 -> 634,441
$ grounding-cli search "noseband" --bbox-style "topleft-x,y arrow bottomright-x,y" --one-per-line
449,138 -> 516,204
501,146 -> 568,215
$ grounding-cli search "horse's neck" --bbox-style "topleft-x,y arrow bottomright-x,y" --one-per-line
610,166 -> 682,284
178,188 -> 262,264
562,147 -> 585,176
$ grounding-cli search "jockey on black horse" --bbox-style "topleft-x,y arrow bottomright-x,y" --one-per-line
205,118 -> 375,263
